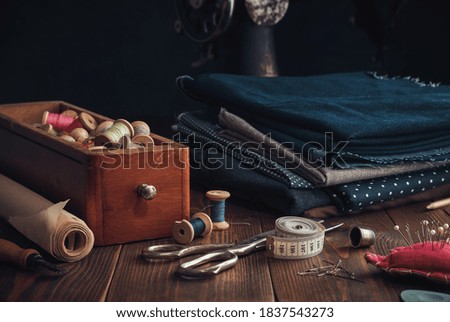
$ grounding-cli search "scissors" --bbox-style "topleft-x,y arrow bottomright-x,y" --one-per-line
141,222 -> 343,279
142,230 -> 274,279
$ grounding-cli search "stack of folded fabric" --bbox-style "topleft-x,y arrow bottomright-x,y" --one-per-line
174,71 -> 450,217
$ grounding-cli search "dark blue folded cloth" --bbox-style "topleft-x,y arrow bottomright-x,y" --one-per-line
173,111 -> 332,214
173,111 -> 450,215
177,71 -> 450,167
175,110 -> 313,189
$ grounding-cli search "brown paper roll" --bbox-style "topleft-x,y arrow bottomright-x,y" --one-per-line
0,173 -> 94,262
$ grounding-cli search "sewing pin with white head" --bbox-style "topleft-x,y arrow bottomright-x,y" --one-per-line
430,229 -> 436,250
438,226 -> 445,249
394,225 -> 413,249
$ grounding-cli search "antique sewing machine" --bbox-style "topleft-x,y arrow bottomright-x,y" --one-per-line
174,0 -> 290,76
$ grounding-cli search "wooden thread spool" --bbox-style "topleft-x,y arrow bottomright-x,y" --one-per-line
172,212 -> 212,245
131,121 -> 153,145
36,123 -> 58,136
120,135 -> 141,150
70,128 -> 89,142
95,120 -> 114,136
205,190 -> 231,231
59,134 -> 76,143
65,112 -> 98,133
131,121 -> 150,135
65,118 -> 83,133
94,119 -> 134,146
61,109 -> 78,118
78,112 -> 98,132
42,111 -> 76,131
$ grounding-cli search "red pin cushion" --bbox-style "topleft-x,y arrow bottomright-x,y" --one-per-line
365,242 -> 450,284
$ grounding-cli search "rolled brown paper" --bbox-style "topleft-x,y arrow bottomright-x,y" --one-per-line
0,173 -> 94,262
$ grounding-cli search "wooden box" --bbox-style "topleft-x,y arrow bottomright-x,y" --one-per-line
0,101 -> 190,246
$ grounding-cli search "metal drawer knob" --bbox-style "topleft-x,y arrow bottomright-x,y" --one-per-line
136,184 -> 157,200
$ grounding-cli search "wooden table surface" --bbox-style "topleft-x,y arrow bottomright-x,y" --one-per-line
1,188 -> 449,302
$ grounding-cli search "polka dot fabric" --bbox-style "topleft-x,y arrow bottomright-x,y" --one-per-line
328,167 -> 450,213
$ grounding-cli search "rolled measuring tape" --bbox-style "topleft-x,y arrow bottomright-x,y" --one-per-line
266,216 -> 325,259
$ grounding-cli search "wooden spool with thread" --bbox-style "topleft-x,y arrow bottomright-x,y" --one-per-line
70,128 -> 89,143
131,120 -> 154,145
65,112 -> 98,133
42,111 -> 97,133
42,111 -> 76,132
61,109 -> 79,118
172,212 -> 213,244
205,190 -> 231,231
94,119 -> 134,146
95,120 -> 114,136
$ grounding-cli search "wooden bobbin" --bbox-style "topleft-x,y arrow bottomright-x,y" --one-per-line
131,120 -> 153,145
42,111 -> 75,131
41,111 -> 50,125
59,134 -> 76,143
70,127 -> 89,142
95,120 -> 114,136
205,190 -> 231,231
120,135 -> 141,150
172,212 -> 212,245
79,112 -> 98,132
131,120 -> 150,135
61,109 -> 79,118
36,123 -> 58,136
132,134 -> 154,145
94,119 -> 134,146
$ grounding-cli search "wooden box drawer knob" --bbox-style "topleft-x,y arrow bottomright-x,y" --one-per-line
136,184 -> 157,200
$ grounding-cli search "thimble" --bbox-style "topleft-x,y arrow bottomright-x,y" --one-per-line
348,226 -> 376,248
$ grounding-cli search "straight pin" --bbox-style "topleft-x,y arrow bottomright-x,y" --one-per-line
394,225 -> 413,249
430,229 -> 436,250
405,224 -> 415,245
416,231 -> 422,244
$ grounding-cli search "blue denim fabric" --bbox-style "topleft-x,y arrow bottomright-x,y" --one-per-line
173,111 -> 450,215
177,72 -> 450,167
175,110 -> 313,189
173,111 -> 331,215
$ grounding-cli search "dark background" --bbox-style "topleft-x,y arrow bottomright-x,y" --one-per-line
1,0 -> 450,137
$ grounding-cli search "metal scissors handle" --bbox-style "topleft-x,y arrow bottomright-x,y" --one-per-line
142,243 -> 234,259
141,230 -> 275,279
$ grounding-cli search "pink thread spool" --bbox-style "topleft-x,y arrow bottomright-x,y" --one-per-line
65,118 -> 84,133
42,111 -> 76,131
65,112 -> 97,133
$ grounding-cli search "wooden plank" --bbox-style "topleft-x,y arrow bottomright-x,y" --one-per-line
0,218 -> 121,301
106,189 -> 275,301
260,208 -> 414,301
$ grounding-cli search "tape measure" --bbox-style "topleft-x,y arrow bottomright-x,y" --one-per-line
266,217 -> 325,259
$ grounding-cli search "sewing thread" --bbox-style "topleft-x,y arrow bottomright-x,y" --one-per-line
172,212 -> 212,244
42,111 -> 76,131
94,119 -> 134,146
131,121 -> 150,136
131,120 -> 154,145
205,190 -> 230,231
65,118 -> 84,133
